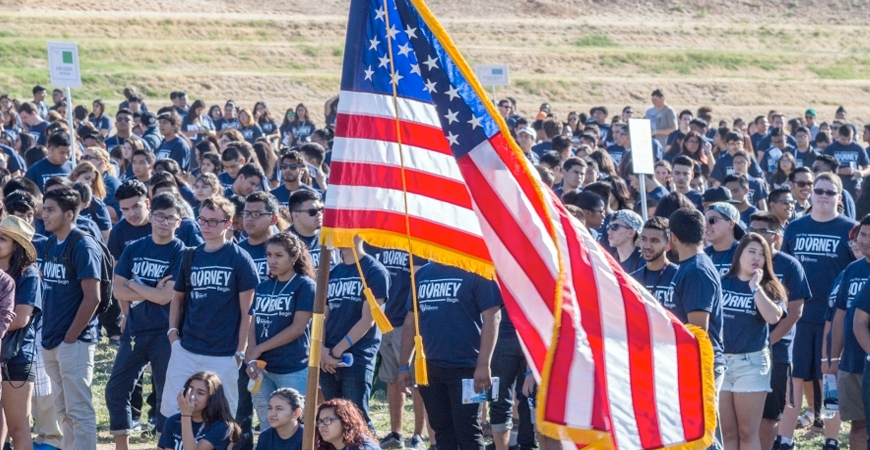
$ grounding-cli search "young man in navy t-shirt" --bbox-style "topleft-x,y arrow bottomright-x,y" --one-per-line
287,190 -> 336,269
320,237 -> 390,428
748,212 -> 812,450
162,196 -> 259,419
155,112 -> 191,172
271,151 -> 318,208
397,262 -> 502,450
781,173 -> 856,448
631,217 -> 679,305
824,124 -> 870,196
40,186 -> 102,450
106,193 -> 186,449
24,131 -> 74,193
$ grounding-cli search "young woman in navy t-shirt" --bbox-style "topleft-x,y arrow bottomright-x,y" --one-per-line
256,388 -> 305,450
159,371 -> 241,450
718,233 -> 786,450
246,232 -> 316,431
315,398 -> 381,450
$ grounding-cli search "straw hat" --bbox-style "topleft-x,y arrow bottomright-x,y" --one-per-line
0,216 -> 37,263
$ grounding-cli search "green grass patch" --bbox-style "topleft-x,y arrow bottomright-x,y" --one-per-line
597,50 -> 783,75
574,34 -> 617,47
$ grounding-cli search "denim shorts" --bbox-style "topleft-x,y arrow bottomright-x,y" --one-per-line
721,349 -> 771,393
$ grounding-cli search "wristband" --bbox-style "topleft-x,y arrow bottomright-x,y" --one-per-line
119,313 -> 127,319
167,328 -> 179,337
344,334 -> 354,347
329,347 -> 341,360
247,360 -> 258,367
398,366 -> 410,372
751,287 -> 759,296
525,370 -> 533,376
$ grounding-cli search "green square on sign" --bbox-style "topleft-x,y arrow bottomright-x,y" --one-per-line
62,51 -> 73,64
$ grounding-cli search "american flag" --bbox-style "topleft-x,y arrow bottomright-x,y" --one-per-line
321,0 -> 717,449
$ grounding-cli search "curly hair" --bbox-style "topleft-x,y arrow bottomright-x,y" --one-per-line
315,399 -> 375,450
266,231 -> 315,279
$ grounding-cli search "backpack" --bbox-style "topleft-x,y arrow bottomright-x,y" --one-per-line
175,247 -> 197,337
44,228 -> 115,316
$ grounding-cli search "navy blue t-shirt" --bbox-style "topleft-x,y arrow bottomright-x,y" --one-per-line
41,231 -> 102,349
181,115 -> 215,146
158,414 -> 230,450
219,172 -> 235,189
739,206 -> 759,228
630,263 -> 678,307
325,255 -> 390,367
27,121 -> 49,144
216,117 -> 240,132
790,147 -> 820,169
114,237 -> 185,336
256,425 -> 304,450
824,141 -> 870,194
238,238 -> 269,282
8,266 -> 42,366
851,279 -> 870,370
173,242 -> 260,356
79,198 -> 113,232
250,275 -> 315,374
271,184 -> 318,209
710,152 -> 764,182
365,246 -> 426,327
770,251 -> 812,364
720,276 -> 780,354
783,215 -> 856,323
705,241 -> 738,277
88,114 -> 112,133
156,136 -> 191,172
109,218 -> 203,260
835,258 -> 870,373
409,262 -> 503,369
239,124 -> 264,144
0,143 -> 25,174
605,144 -> 628,167
618,247 -> 645,273
288,226 -> 337,269
25,158 -> 73,193
669,254 -> 724,364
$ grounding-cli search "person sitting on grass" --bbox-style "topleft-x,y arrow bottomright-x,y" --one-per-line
159,371 -> 241,450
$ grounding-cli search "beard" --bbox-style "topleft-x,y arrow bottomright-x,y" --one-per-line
283,173 -> 300,184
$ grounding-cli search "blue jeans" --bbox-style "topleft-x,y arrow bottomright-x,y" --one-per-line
105,332 -> 170,435
253,368 -> 308,431
320,362 -> 375,429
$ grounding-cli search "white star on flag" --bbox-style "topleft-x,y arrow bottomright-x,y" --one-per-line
423,55 -> 439,70
444,109 -> 459,124
374,7 -> 386,21
369,36 -> 381,51
405,25 -> 418,39
378,54 -> 391,68
386,24 -> 400,39
364,66 -> 374,81
397,42 -> 412,57
424,79 -> 437,93
468,115 -> 482,129
446,131 -> 459,146
445,85 -> 460,101
390,71 -> 404,86
410,63 -> 421,75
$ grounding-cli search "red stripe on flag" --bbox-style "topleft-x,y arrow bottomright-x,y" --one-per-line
336,113 -> 452,156
329,161 -> 473,209
560,212 -> 610,432
612,267 -> 662,449
674,324 -> 706,441
454,155 -> 557,304
487,133 -> 549,222
323,208 -> 491,262
499,286 -> 548,370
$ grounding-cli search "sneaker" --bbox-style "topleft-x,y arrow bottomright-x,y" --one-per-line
381,432 -> 404,449
823,439 -> 839,450
779,441 -> 794,450
796,411 -> 813,429
772,435 -> 781,450
409,435 -> 425,450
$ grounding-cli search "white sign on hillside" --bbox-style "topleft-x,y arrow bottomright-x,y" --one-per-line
629,118 -> 655,174
47,41 -> 82,89
475,64 -> 510,86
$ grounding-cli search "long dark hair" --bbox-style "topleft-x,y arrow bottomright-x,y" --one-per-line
183,371 -> 241,443
315,399 -> 376,450
266,232 -> 315,279
725,233 -> 787,302
4,240 -> 34,280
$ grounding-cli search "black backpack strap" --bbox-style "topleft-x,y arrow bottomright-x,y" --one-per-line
62,228 -> 85,280
176,247 -> 196,333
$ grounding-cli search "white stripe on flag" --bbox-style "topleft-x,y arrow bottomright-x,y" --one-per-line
324,185 -> 484,236
583,231 -> 641,450
332,137 -> 465,183
647,297 -> 685,445
467,140 -> 560,279
338,90 -> 442,128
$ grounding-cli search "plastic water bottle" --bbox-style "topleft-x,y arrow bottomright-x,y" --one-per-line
337,353 -> 354,367
247,360 -> 268,393
821,374 -> 838,419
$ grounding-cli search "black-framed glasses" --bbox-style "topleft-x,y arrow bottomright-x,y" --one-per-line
606,223 -> 630,231
316,417 -> 340,427
152,213 -> 180,224
813,188 -> 838,197
281,163 -> 301,170
242,210 -> 272,219
197,216 -> 229,227
294,207 -> 324,217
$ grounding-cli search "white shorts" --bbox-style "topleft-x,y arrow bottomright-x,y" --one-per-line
160,340 -> 240,418
721,349 -> 771,393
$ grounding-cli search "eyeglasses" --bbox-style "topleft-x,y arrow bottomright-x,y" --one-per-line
242,210 -> 272,219
281,163 -> 301,170
813,188 -> 838,197
792,180 -> 812,188
152,213 -> 180,224
775,199 -> 797,206
606,223 -> 631,231
197,216 -> 229,227
81,155 -> 96,161
746,227 -> 777,236
316,417 -> 340,427
293,207 -> 324,217
116,117 -> 131,122
811,166 -> 826,173
707,217 -> 728,226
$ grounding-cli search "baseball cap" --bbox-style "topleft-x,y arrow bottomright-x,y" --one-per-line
517,126 -> 536,137
702,186 -> 740,205
156,112 -> 177,126
612,210 -> 643,236
805,109 -> 817,117
706,202 -> 745,240
140,112 -> 157,127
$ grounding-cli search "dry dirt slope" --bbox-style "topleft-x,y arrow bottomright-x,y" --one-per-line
2,0 -> 870,122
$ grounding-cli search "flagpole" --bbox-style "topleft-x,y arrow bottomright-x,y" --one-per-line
302,249 -> 332,450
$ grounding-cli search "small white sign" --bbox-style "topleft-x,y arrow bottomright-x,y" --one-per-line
629,118 -> 655,174
47,41 -> 82,89
474,64 -> 510,86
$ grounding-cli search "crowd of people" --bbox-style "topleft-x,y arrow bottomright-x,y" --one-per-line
0,83 -> 868,450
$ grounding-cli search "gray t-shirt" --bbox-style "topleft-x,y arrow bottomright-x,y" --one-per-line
645,105 -> 677,147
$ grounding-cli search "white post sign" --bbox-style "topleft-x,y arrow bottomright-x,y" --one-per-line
47,42 -> 82,89
474,64 -> 510,86
629,118 -> 655,221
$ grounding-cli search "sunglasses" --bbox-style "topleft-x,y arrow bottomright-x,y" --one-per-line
792,180 -> 812,188
116,117 -> 132,122
775,199 -> 797,206
813,188 -> 838,197
281,163 -> 301,170
606,223 -> 631,231
707,217 -> 728,226
294,207 -> 324,217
